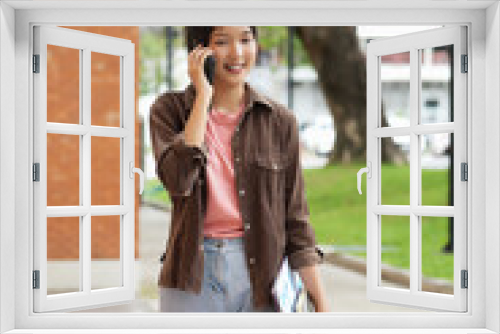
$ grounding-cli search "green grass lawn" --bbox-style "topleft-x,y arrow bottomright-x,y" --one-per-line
144,163 -> 454,283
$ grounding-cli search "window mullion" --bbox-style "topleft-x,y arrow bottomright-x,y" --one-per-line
82,47 -> 91,294
409,47 -> 420,294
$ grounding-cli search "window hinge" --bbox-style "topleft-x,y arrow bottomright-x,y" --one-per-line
33,163 -> 40,182
461,162 -> 468,181
461,54 -> 468,73
461,269 -> 468,289
33,270 -> 40,289
33,54 -> 40,73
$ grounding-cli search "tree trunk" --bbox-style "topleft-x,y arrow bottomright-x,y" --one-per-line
295,26 -> 407,165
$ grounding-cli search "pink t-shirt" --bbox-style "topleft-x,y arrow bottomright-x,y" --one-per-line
203,103 -> 245,239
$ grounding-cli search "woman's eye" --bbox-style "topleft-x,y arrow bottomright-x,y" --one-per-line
214,39 -> 251,45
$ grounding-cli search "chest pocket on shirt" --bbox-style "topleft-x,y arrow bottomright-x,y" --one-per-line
249,152 -> 289,229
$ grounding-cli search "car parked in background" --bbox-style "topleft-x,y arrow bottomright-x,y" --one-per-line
299,114 -> 336,156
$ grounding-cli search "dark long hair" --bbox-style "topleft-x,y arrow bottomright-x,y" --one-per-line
184,26 -> 259,53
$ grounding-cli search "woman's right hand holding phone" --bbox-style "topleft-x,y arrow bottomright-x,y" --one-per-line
188,44 -> 214,102
183,44 -> 213,149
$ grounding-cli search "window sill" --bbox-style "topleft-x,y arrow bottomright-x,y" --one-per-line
3,329 -> 497,334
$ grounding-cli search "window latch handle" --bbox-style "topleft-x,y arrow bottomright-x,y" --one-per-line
357,162 -> 371,195
129,161 -> 144,195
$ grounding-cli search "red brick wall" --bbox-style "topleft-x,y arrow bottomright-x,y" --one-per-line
46,27 -> 141,260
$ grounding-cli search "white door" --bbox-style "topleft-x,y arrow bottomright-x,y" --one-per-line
33,26 -> 143,312
359,25 -> 468,312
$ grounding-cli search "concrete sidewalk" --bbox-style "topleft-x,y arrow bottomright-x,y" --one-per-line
141,205 -> 427,313
74,205 -> 429,313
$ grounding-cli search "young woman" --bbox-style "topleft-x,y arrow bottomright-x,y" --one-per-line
150,26 -> 330,313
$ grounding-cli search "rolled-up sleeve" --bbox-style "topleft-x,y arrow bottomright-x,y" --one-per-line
284,114 -> 324,270
149,94 -> 208,197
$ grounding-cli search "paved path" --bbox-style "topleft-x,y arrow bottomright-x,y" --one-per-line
73,206 -> 427,313
73,206 -> 429,313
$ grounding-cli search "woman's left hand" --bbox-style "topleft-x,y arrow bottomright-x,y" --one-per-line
298,265 -> 331,312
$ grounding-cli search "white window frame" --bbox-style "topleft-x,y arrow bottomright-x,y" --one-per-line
365,25 -> 468,312
32,25 -> 137,313
0,1 -> 498,333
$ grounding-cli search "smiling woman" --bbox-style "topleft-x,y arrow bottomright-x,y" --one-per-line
150,26 -> 329,313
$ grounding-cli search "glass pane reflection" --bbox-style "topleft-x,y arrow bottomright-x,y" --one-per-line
47,216 -> 81,295
420,45 -> 453,124
381,136 -> 410,206
421,133 -> 453,206
380,51 -> 410,128
421,216 -> 454,295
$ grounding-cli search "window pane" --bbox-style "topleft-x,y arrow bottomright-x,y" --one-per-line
421,133 -> 453,206
47,216 -> 81,295
47,45 -> 80,124
380,215 -> 410,290
91,215 -> 122,290
380,136 -> 410,205
421,216 -> 454,295
91,137 -> 121,205
420,45 -> 453,124
380,51 -> 410,128
91,51 -> 121,127
47,134 -> 80,206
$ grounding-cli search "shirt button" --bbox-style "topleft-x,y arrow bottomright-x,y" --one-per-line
235,157 -> 240,162
249,258 -> 256,265
239,189 -> 245,196
273,163 -> 278,170
244,224 -> 250,231
199,244 -> 204,251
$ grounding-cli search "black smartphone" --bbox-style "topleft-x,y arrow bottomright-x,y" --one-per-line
204,55 -> 216,86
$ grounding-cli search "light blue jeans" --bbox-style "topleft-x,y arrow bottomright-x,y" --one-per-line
159,236 -> 276,312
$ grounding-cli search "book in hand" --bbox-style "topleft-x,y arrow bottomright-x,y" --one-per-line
271,257 -> 308,312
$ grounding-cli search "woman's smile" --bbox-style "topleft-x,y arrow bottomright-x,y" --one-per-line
224,63 -> 245,74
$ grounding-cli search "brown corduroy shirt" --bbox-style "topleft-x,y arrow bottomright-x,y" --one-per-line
149,81 -> 324,309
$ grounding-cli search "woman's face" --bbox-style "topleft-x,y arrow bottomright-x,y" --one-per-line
208,26 -> 257,86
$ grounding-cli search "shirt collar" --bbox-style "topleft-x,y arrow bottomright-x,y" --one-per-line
183,81 -> 274,113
